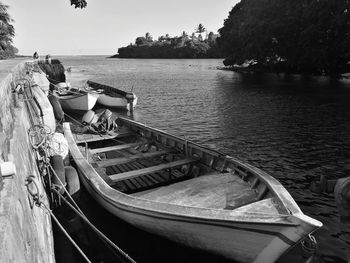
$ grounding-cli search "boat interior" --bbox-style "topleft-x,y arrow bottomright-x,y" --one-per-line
70,120 -> 285,213
86,80 -> 128,98
55,87 -> 88,98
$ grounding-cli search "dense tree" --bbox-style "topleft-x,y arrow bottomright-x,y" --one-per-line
0,2 -> 17,59
218,0 -> 350,75
145,32 -> 153,42
70,0 -> 87,8
207,32 -> 216,46
135,36 -> 148,46
114,29 -> 223,58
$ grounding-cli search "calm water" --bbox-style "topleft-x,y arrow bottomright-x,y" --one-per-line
59,56 -> 350,263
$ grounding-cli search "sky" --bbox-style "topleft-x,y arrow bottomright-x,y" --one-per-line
5,0 -> 239,56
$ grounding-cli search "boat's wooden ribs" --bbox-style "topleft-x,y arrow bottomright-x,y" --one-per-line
117,118 -> 275,198
89,142 -> 143,154
96,149 -> 171,167
109,158 -> 197,183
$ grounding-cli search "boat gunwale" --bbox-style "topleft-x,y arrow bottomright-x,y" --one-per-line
86,80 -> 129,97
57,92 -> 99,100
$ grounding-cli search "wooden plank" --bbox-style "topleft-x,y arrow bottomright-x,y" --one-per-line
90,142 -> 143,154
76,132 -> 135,144
96,150 -> 171,167
126,163 -> 157,185
131,161 -> 164,184
109,165 -> 135,191
110,158 -> 196,182
135,159 -> 168,182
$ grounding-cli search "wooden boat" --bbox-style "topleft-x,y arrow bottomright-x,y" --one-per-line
85,80 -> 137,111
55,88 -> 99,111
63,119 -> 322,263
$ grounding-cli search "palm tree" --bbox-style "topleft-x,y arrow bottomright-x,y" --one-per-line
196,24 -> 206,34
195,24 -> 206,42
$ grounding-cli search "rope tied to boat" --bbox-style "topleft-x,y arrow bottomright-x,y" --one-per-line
25,174 -> 93,262
39,202 -> 93,263
25,175 -> 42,207
28,125 -> 52,149
301,234 -> 318,261
49,163 -> 137,263
13,78 -> 34,101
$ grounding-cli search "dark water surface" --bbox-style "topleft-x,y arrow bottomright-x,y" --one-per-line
59,56 -> 350,263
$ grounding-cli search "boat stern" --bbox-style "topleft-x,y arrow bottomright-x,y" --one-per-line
87,93 -> 99,110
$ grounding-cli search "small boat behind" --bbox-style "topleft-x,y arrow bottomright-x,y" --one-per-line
54,86 -> 99,111
85,80 -> 137,111
63,118 -> 322,263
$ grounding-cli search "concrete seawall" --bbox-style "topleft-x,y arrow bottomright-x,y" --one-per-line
0,61 -> 55,262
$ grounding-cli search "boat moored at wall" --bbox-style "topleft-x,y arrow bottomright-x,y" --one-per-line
63,118 -> 322,263
55,88 -> 99,111
85,80 -> 137,111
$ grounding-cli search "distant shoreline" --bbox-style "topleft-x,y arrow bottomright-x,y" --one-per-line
108,55 -> 224,59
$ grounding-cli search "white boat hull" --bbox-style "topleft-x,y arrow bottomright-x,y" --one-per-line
97,94 -> 138,110
64,122 -> 322,263
59,93 -> 98,111
79,175 -> 301,263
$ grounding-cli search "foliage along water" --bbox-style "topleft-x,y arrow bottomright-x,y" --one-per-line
59,55 -> 350,263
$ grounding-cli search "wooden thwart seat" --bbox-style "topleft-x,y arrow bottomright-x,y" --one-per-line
75,132 -> 135,144
110,158 -> 196,183
90,142 -> 143,154
96,149 -> 172,167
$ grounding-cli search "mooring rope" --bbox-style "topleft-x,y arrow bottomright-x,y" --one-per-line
48,163 -> 83,213
25,174 -> 92,263
40,202 -> 93,263
19,72 -> 134,263
49,164 -> 137,263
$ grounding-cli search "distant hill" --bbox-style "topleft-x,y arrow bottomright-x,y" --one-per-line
111,28 -> 223,59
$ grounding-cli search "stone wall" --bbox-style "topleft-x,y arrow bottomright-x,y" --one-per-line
0,61 -> 55,262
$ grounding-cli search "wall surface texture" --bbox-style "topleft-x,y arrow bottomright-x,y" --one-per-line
0,61 -> 55,263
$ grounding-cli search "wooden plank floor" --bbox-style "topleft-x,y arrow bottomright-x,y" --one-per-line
109,158 -> 196,182
79,136 -> 193,193
132,173 -> 257,210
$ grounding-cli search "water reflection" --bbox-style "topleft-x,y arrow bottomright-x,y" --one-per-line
214,72 -> 350,262
62,57 -> 350,262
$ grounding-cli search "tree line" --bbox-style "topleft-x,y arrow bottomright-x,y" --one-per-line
2,0 -> 350,76
218,0 -> 350,75
114,24 -> 223,58
0,2 -> 17,59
